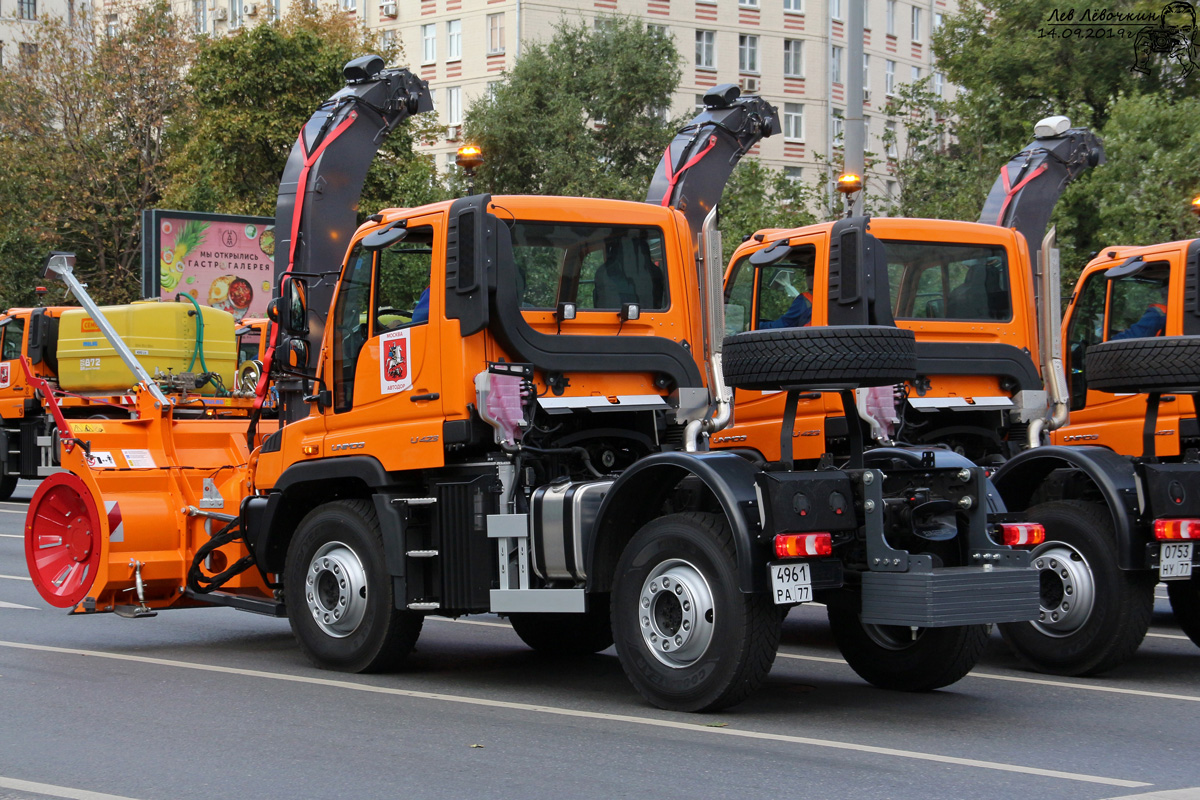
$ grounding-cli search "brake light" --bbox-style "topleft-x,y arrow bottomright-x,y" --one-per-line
775,533 -> 832,558
999,523 -> 1045,546
1154,519 -> 1200,540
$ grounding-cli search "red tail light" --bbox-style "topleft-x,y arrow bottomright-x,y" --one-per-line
999,523 -> 1045,546
774,533 -> 832,558
1154,519 -> 1200,540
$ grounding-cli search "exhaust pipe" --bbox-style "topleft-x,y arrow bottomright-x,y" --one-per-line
685,206 -> 732,452
1028,226 -> 1070,448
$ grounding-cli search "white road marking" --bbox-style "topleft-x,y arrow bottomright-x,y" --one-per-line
0,508 -> 25,514
1147,632 -> 1191,641
0,775 -> 143,800
0,600 -> 36,610
0,574 -> 31,581
432,617 -> 511,629
0,533 -> 22,538
775,651 -> 1200,702
1104,789 -> 1200,800
0,640 -> 1149,789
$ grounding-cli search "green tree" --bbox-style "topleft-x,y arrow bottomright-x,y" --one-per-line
718,160 -> 824,261
164,4 -> 444,220
462,16 -> 681,200
0,0 -> 197,305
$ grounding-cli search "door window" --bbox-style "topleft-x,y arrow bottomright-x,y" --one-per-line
1,318 -> 24,361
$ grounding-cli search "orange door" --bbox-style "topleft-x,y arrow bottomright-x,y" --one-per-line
322,214 -> 449,472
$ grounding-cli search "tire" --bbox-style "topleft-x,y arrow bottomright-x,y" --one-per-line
1167,575 -> 1200,648
1086,336 -> 1200,394
827,603 -> 989,691
0,473 -> 17,501
509,598 -> 614,655
998,500 -> 1155,675
723,325 -> 916,391
284,499 -> 423,673
611,512 -> 780,712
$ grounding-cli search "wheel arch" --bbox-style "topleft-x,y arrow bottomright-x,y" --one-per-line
991,445 -> 1144,569
586,451 -> 766,595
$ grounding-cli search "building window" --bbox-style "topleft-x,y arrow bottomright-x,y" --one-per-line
911,6 -> 921,41
228,0 -> 243,29
784,103 -> 804,141
830,0 -> 842,20
886,0 -> 896,35
382,29 -> 396,53
18,0 -> 36,20
695,94 -> 707,113
911,65 -> 921,82
193,0 -> 205,32
447,19 -> 461,61
886,180 -> 897,200
421,23 -> 436,63
696,30 -> 715,69
832,109 -> 844,146
487,81 -> 501,98
885,120 -> 898,159
784,0 -> 802,11
933,71 -> 944,96
18,42 -> 36,69
785,167 -> 803,181
863,54 -> 870,90
446,86 -> 461,126
341,0 -> 354,10
885,59 -> 895,94
738,34 -> 759,72
104,12 -> 118,36
647,23 -> 667,39
487,13 -> 505,52
831,45 -> 843,85
738,0 -> 758,6
934,11 -> 943,30
783,39 -> 803,77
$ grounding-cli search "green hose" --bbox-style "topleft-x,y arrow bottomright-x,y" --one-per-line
174,294 -> 227,395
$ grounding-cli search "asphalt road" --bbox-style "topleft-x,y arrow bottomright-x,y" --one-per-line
2,480 -> 1198,800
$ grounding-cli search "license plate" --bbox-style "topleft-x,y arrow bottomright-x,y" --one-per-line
769,561 -> 812,605
1160,542 -> 1193,580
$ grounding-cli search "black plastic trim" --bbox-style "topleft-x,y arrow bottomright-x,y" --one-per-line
914,341 -> 1041,392
1185,239 -> 1200,336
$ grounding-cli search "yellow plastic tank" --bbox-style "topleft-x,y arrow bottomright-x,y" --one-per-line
57,301 -> 237,395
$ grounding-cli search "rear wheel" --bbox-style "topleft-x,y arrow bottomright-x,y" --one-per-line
1167,576 -> 1200,648
998,500 -> 1154,675
509,598 -> 613,655
827,603 -> 988,691
611,512 -> 780,712
285,500 -> 422,673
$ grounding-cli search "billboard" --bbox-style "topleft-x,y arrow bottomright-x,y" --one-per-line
141,209 -> 275,321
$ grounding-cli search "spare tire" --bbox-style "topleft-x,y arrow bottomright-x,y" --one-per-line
1086,336 -> 1200,394
723,326 -> 916,391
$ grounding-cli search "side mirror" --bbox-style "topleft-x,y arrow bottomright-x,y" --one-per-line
361,220 -> 408,250
287,338 -> 309,369
749,239 -> 793,266
271,276 -> 308,336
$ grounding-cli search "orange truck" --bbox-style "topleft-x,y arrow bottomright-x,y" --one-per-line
23,58 -> 1040,712
720,116 -> 1200,676
0,301 -> 249,499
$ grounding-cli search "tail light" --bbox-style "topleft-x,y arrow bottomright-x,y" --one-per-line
774,532 -> 832,558
1154,519 -> 1200,540
998,522 -> 1045,546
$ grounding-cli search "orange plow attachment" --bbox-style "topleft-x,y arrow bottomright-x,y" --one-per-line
24,389 -> 271,615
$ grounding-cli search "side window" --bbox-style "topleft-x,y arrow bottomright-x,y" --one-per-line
1,318 -> 25,361
754,245 -> 816,330
376,227 -> 434,332
1065,271 -> 1107,410
1107,264 -> 1169,341
887,241 -> 1012,321
236,329 -> 260,365
332,245 -> 373,413
724,256 -> 754,335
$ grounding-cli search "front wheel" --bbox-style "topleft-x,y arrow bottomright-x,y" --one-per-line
284,500 -> 423,673
611,512 -> 780,712
998,500 -> 1154,675
1167,575 -> 1200,648
827,603 -> 988,691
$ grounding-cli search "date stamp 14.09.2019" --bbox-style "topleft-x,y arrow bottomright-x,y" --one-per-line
1039,1 -> 1197,75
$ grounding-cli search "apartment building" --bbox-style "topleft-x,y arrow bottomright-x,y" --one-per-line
0,0 -> 79,68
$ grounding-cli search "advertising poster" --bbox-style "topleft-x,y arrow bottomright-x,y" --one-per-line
142,209 -> 275,321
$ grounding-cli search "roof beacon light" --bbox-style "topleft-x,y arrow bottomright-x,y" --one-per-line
836,172 -> 863,195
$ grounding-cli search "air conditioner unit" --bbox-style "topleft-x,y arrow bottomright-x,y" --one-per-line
740,76 -> 760,94
212,7 -> 227,20
863,89 -> 871,102
447,125 -> 461,140
380,2 -> 397,16
246,3 -> 257,15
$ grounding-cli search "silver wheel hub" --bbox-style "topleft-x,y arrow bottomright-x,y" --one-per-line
638,559 -> 715,668
305,541 -> 369,638
1030,541 -> 1096,636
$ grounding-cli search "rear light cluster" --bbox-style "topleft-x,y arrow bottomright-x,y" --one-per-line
1154,519 -> 1200,540
997,522 -> 1045,547
774,532 -> 832,558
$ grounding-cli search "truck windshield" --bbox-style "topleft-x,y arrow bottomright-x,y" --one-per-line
509,222 -> 668,312
886,241 -> 1012,322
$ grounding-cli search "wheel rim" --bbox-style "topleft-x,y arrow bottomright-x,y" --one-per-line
25,473 -> 103,608
637,559 -> 715,668
862,623 -> 926,650
304,542 -> 369,638
1029,541 -> 1096,636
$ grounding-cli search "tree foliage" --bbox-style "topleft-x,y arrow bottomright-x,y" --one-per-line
462,16 -> 682,200
718,160 -> 824,261
0,0 -> 196,305
164,4 -> 445,220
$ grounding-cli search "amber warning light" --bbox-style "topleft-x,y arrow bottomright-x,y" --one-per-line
455,144 -> 484,171
1191,194 -> 1200,218
836,173 -> 863,195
